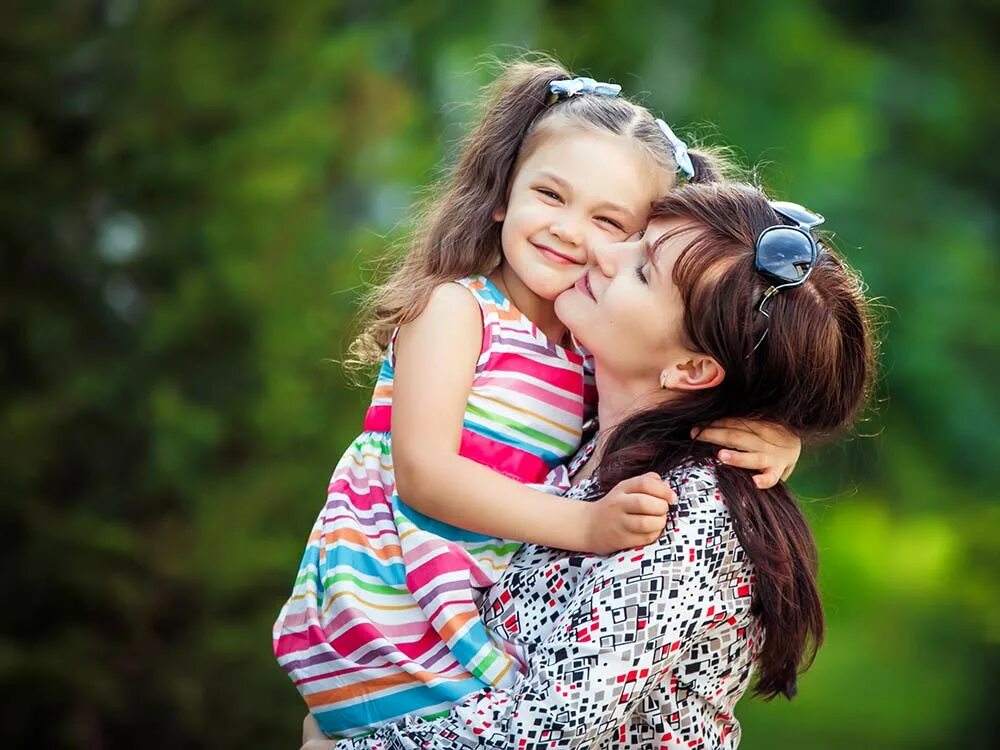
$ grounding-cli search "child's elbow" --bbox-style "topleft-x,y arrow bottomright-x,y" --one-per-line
392,448 -> 438,508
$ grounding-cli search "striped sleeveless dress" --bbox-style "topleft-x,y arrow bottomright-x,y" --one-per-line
272,275 -> 588,738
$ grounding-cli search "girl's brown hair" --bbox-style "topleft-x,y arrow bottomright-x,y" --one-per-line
349,57 -> 729,366
594,182 -> 877,700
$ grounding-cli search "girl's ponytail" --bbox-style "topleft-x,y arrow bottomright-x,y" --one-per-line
687,146 -> 732,184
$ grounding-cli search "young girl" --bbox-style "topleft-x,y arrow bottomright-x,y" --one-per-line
273,60 -> 798,739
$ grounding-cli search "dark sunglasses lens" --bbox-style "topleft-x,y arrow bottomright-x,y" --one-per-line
756,228 -> 815,284
770,200 -> 825,228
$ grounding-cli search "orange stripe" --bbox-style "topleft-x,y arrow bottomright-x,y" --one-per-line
305,666 -> 474,707
437,608 -> 477,643
316,527 -> 402,562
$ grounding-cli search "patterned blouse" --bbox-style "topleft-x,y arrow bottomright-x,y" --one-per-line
339,439 -> 762,749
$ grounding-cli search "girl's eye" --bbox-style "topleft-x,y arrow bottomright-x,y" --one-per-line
597,216 -> 625,232
635,263 -> 648,285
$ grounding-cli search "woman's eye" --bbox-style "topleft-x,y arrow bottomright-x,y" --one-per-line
536,188 -> 561,201
635,264 -> 648,285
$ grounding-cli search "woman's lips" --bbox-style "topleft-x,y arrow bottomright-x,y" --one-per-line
533,242 -> 578,265
574,272 -> 595,301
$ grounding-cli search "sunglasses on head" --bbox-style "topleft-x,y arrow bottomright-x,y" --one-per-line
747,200 -> 825,356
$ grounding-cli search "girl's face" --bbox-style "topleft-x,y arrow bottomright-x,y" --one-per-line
554,218 -> 699,385
496,127 -> 669,301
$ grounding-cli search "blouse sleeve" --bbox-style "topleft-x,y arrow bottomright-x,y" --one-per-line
338,465 -> 734,750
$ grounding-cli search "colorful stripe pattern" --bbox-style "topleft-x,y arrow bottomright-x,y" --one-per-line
273,276 -> 586,738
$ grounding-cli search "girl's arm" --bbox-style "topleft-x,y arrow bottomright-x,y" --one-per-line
325,464 -> 737,750
693,417 -> 802,488
391,283 -> 673,554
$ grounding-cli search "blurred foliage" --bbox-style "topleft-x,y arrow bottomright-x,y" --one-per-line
1,1 -> 998,748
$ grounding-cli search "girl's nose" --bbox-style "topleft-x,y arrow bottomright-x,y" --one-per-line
589,242 -> 617,277
550,218 -> 584,246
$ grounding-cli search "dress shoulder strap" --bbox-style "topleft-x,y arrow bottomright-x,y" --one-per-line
453,275 -> 505,318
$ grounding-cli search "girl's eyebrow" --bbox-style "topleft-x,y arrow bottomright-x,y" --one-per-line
537,171 -> 571,191
594,199 -> 633,218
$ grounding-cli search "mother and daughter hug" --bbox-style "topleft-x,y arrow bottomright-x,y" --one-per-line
272,58 -> 875,749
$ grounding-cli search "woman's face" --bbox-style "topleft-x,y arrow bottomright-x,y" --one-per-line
554,217 -> 701,385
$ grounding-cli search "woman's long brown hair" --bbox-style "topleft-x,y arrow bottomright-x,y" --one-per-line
348,57 -> 730,368
593,182 -> 877,700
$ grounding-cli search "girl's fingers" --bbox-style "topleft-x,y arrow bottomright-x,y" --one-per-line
697,417 -> 756,434
716,449 -> 768,470
753,469 -> 781,490
696,416 -> 749,431
619,473 -> 675,502
695,427 -> 764,453
624,513 -> 667,535
697,417 -> 782,441
626,493 -> 673,515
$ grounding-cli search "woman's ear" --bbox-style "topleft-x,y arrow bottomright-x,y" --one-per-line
492,206 -> 506,222
660,355 -> 725,392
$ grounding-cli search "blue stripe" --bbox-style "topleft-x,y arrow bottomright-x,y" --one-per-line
444,616 -> 505,672
377,358 -> 394,382
316,540 -> 407,586
461,418 -> 562,466
392,494 -> 496,543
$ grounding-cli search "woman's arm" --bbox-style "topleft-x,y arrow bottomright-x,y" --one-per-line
333,464 -> 735,749
391,283 -> 674,553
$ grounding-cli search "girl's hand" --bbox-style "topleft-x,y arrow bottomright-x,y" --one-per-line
301,715 -> 336,750
692,418 -> 801,489
586,473 -> 676,555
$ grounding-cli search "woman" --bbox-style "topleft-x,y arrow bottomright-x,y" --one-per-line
304,181 -> 875,748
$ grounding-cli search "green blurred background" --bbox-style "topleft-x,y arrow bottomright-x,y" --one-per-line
3,1 -> 998,748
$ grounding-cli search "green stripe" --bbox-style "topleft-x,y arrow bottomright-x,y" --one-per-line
420,709 -> 452,722
353,438 -> 392,456
471,647 -> 501,680
302,571 -> 407,597
294,569 -> 319,587
465,540 -> 522,557
465,402 -> 573,454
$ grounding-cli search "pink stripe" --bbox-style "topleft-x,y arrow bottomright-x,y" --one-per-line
405,548 -> 471,594
482,350 -> 582,392
274,622 -> 337,658
363,404 -> 392,432
458,429 -> 551,482
476,374 -> 584,417
396,623 -> 458,660
327,618 -> 388,657
325,491 -> 388,515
